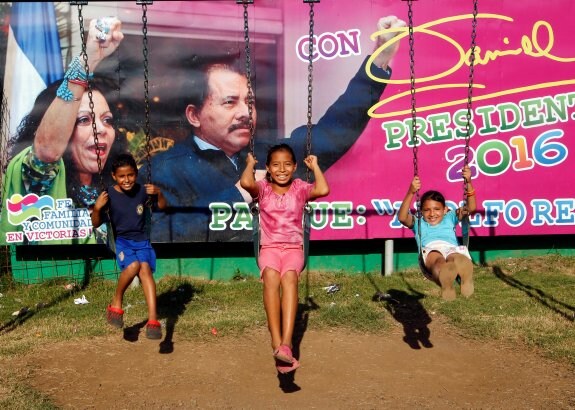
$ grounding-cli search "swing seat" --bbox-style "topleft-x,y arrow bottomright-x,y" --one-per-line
461,214 -> 470,248
250,202 -> 260,262
418,253 -> 434,281
302,203 -> 312,271
104,222 -> 116,254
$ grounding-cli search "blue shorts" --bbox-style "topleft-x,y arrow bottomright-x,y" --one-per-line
258,244 -> 304,279
115,237 -> 156,273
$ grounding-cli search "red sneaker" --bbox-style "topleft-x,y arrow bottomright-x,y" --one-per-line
106,305 -> 124,328
145,320 -> 162,340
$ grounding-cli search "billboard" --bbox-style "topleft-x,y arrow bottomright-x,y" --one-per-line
1,1 -> 574,245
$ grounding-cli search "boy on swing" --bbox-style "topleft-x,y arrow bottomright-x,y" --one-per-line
398,166 -> 476,301
92,153 -> 167,338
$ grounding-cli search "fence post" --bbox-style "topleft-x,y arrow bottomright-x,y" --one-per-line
384,239 -> 394,276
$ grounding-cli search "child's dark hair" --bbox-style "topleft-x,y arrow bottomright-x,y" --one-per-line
420,190 -> 446,207
266,143 -> 296,165
265,143 -> 296,182
112,153 -> 138,173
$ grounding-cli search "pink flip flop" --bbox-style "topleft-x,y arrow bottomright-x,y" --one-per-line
273,344 -> 294,363
276,357 -> 300,374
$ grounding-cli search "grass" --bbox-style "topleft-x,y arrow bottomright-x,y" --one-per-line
432,255 -> 575,363
0,255 -> 574,407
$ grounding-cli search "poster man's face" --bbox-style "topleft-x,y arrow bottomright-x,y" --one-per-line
186,68 -> 257,157
70,91 -> 115,177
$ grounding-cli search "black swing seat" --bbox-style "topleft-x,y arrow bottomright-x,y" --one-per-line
302,203 -> 312,270
250,201 -> 260,263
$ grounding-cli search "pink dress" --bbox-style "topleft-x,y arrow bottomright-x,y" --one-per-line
256,178 -> 314,247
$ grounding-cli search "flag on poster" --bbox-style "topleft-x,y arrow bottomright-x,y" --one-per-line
3,2 -> 63,140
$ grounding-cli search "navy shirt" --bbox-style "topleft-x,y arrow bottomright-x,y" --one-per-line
106,184 -> 149,242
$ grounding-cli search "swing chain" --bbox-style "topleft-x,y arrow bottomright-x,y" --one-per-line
76,5 -> 105,192
405,0 -> 426,257
406,0 -> 420,209
141,2 -> 152,188
305,1 -> 315,183
463,0 -> 478,202
242,1 -> 256,157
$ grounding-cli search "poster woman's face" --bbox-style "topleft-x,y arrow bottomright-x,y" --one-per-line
69,90 -> 116,176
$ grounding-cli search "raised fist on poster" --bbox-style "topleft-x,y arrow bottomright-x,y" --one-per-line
86,17 -> 124,72
373,15 -> 406,70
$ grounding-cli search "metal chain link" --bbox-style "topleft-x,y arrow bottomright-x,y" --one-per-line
141,3 -> 152,187
76,5 -> 105,192
405,0 -> 426,254
463,0 -> 478,202
406,0 -> 420,209
242,1 -> 256,157
305,2 -> 315,183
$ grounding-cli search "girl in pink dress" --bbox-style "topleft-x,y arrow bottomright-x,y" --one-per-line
240,143 -> 329,373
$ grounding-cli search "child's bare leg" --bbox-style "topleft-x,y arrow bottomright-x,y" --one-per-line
428,253 -> 457,301
279,270 -> 299,348
112,261 -> 140,308
453,253 -> 474,297
138,263 -> 158,321
438,262 -> 458,301
262,268 -> 282,350
426,252 -> 444,287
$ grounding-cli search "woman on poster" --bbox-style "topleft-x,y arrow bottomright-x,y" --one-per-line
1,17 -> 126,244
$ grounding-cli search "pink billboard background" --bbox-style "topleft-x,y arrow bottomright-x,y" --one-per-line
280,0 -> 575,240
1,1 -> 574,244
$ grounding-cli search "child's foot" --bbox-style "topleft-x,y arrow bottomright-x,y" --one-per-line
106,305 -> 124,328
145,320 -> 162,340
276,357 -> 300,374
455,256 -> 474,297
439,263 -> 458,301
273,345 -> 294,364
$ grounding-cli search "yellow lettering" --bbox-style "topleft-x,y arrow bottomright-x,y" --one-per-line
366,14 -> 575,119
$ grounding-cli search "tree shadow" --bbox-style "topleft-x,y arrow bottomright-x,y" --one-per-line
156,282 -> 196,353
492,266 -> 575,322
0,287 -> 80,334
0,255 -> 111,334
0,260 -> 98,335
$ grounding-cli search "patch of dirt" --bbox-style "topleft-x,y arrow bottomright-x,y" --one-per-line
11,316 -> 575,409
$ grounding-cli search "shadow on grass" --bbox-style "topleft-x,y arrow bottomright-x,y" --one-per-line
122,282 -> 196,349
381,288 -> 433,349
365,271 -> 433,349
156,282 -> 196,354
492,266 -> 575,322
0,289 -> 78,334
0,259 -> 100,335
0,270 -> 95,334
